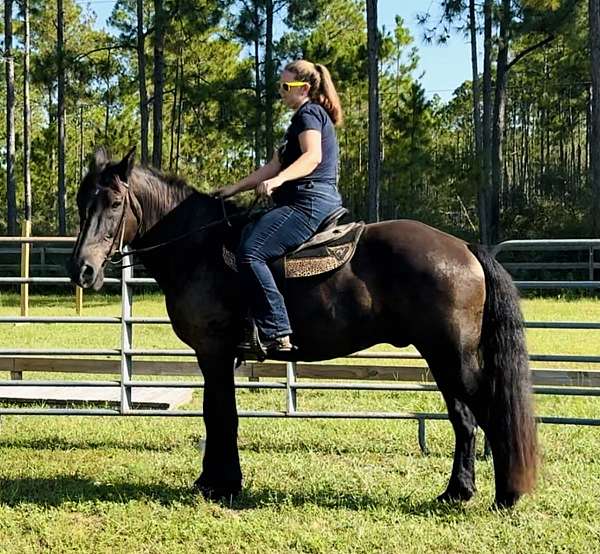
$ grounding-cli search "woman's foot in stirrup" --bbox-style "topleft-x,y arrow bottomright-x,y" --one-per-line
262,335 -> 295,354
237,319 -> 266,358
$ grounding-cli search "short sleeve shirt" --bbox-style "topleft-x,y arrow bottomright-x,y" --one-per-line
277,101 -> 339,188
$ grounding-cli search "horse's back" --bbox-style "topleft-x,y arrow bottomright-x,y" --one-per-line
281,218 -> 486,359
354,219 -> 485,349
361,219 -> 473,261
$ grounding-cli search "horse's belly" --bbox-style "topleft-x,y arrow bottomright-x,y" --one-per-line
283,268 -> 390,359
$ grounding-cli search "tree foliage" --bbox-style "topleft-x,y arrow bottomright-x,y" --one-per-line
0,0 -> 595,241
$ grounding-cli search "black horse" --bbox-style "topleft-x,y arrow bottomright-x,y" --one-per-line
69,148 -> 537,508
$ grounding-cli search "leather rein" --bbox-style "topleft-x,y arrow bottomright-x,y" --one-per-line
101,177 -> 255,270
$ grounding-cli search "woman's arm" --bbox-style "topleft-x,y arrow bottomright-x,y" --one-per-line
257,130 -> 322,197
214,152 -> 281,198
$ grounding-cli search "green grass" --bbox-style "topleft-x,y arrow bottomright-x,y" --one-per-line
0,293 -> 598,552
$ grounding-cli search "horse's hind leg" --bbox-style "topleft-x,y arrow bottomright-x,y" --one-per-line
423,350 -> 481,503
437,395 -> 477,502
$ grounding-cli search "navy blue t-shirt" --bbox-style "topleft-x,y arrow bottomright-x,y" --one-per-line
276,101 -> 339,195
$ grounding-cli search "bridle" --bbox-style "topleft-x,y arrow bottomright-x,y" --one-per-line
103,176 -> 143,268
74,174 -> 262,271
102,177 -> 260,268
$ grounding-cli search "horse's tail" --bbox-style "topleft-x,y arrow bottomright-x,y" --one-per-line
468,244 -> 538,496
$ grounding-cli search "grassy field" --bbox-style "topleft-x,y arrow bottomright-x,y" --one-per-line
0,292 -> 598,552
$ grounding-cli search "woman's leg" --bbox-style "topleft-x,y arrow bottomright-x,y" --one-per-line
237,205 -> 315,339
237,186 -> 343,340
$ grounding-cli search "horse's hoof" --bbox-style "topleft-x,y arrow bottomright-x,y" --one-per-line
493,492 -> 520,510
193,476 -> 242,502
437,486 -> 475,503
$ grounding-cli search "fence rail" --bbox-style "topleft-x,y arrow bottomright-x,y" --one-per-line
0,236 -> 598,453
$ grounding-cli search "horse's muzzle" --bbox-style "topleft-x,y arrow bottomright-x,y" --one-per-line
68,257 -> 104,290
78,263 -> 97,288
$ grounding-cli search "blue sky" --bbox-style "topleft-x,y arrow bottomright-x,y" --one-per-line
381,1 -> 473,100
78,0 -> 472,101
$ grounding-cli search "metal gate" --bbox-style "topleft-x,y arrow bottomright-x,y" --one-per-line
0,236 -> 598,452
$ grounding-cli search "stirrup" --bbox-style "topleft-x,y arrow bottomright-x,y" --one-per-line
236,319 -> 267,361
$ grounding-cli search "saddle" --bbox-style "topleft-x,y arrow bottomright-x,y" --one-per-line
223,206 -> 365,279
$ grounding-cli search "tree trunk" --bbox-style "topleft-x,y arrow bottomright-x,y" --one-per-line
253,3 -> 262,168
57,0 -> 67,234
590,0 -> 600,236
490,0 -> 511,245
104,49 -> 111,141
586,85 -> 591,189
5,0 -> 17,234
152,0 -> 165,168
175,62 -> 184,173
366,0 -> 380,223
79,105 -> 84,182
481,0 -> 493,245
169,54 -> 180,171
23,0 -> 32,223
48,85 -> 55,177
469,0 -> 485,243
137,0 -> 149,164
264,0 -> 274,161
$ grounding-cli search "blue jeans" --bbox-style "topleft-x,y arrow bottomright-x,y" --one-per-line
237,182 -> 342,339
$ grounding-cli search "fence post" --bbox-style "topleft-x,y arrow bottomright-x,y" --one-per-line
248,374 -> 260,393
75,286 -> 83,315
418,418 -> 428,455
286,361 -> 297,415
483,434 -> 492,459
20,222 -> 31,317
10,357 -> 22,381
120,250 -> 134,413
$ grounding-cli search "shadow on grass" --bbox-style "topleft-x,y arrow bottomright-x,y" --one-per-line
0,436 -> 181,453
232,485 -> 470,516
0,292 -> 165,311
0,476 -> 196,507
240,440 -> 492,461
0,295 -> 121,310
0,476 -> 472,516
0,436 -> 479,464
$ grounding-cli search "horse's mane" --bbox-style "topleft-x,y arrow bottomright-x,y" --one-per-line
143,166 -> 190,191
130,164 -> 246,230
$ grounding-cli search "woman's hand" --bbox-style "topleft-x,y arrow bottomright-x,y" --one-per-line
212,184 -> 239,199
256,176 -> 284,198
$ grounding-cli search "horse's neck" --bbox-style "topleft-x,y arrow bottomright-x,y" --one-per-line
130,168 -> 195,233
128,170 -> 228,291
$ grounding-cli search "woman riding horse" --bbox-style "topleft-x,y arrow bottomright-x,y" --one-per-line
213,60 -> 343,356
68,99 -> 537,508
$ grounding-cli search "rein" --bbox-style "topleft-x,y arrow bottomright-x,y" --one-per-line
108,193 -> 259,268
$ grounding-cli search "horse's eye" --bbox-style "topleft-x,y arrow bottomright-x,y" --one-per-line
111,201 -> 122,209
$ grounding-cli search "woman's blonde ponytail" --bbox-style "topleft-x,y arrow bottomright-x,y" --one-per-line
314,64 -> 343,127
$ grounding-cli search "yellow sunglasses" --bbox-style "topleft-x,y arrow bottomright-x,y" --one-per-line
279,81 -> 309,92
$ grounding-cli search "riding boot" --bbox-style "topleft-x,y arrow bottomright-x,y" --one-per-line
262,335 -> 295,354
236,318 -> 267,360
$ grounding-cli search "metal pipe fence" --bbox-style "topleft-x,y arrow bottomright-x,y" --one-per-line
0,237 -> 598,454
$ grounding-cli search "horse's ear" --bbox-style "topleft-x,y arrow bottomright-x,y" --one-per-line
89,147 -> 109,173
115,146 -> 136,181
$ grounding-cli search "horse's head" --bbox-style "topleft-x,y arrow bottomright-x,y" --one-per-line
68,147 -> 141,290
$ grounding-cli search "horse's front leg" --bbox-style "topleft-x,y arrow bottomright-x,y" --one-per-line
193,352 -> 242,501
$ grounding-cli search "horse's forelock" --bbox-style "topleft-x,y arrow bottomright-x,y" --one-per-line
77,159 -> 124,215
77,170 -> 98,205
